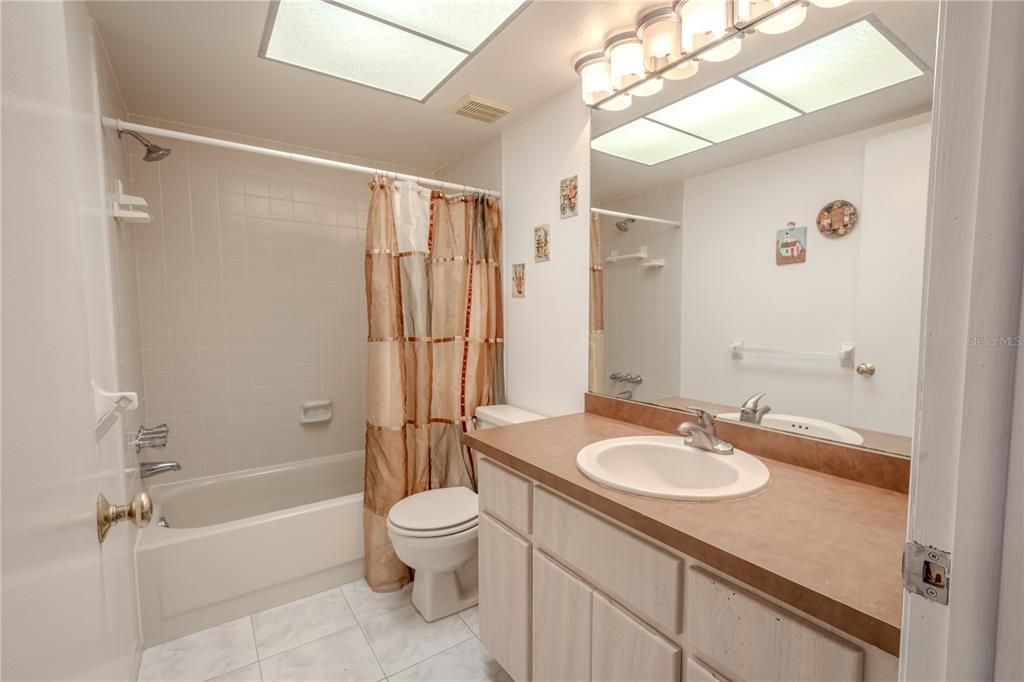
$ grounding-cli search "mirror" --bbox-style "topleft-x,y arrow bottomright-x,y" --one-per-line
588,1 -> 939,457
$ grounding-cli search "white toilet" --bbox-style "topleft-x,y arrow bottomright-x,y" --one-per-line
387,404 -> 544,621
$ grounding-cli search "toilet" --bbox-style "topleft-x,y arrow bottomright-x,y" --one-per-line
387,404 -> 544,622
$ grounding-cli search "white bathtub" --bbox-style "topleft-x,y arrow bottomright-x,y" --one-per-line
137,451 -> 365,646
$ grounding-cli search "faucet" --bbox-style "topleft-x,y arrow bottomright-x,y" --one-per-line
132,423 -> 169,453
677,408 -> 734,455
740,392 -> 771,424
139,461 -> 181,479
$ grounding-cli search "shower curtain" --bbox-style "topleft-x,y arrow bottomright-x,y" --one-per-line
363,178 -> 504,592
589,211 -> 605,392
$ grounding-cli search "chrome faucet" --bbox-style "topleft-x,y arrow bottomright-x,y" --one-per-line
740,392 -> 771,425
677,408 -> 734,455
132,423 -> 169,453
139,461 -> 181,479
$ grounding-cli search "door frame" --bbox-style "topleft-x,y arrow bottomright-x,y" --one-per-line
900,1 -> 1024,679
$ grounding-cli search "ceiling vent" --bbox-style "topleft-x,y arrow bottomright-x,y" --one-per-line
450,95 -> 511,124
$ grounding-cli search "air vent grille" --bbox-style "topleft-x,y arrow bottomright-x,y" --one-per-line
451,95 -> 511,124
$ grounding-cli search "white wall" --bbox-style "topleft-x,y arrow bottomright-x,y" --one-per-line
501,87 -> 591,416
434,135 -> 502,193
597,183 -> 684,402
680,115 -> 930,435
2,2 -> 143,678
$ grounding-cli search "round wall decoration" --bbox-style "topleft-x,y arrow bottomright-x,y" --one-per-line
816,200 -> 859,238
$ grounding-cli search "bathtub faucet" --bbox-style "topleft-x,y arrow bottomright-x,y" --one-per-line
140,461 -> 181,479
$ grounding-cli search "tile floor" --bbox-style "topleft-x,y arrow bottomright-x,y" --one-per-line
138,579 -> 509,682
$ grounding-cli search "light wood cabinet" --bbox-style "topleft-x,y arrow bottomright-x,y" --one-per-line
532,551 -> 592,682
591,593 -> 681,682
686,656 -> 728,682
479,458 -> 532,536
479,513 -> 531,682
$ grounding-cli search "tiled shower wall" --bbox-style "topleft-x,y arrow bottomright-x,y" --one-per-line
126,117 -> 424,481
597,182 -> 684,403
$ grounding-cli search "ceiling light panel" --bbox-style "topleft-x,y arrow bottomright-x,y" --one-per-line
647,78 -> 799,143
335,0 -> 526,51
263,1 -> 469,100
739,19 -> 925,112
592,119 -> 711,166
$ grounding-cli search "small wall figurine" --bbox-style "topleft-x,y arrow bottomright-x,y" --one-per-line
512,263 -> 526,298
776,223 -> 807,265
560,175 -> 578,219
534,224 -> 550,262
817,199 -> 858,238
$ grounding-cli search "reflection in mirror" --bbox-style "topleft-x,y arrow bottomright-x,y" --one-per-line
588,1 -> 939,457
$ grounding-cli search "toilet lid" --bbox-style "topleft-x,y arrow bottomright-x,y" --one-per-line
388,487 -> 478,534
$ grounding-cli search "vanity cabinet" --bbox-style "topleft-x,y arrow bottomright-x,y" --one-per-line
477,456 -> 895,682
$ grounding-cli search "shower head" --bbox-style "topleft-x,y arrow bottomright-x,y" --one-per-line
615,217 -> 635,232
119,129 -> 172,162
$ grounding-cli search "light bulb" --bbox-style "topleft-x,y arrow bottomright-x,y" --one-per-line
575,53 -> 612,106
665,59 -> 699,81
678,0 -> 741,62
757,3 -> 806,34
701,36 -> 742,62
598,93 -> 632,111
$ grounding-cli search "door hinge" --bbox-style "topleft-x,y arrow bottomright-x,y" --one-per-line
902,541 -> 951,604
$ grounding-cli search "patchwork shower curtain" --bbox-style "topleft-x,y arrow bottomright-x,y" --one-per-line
589,211 -> 605,392
363,178 -> 505,591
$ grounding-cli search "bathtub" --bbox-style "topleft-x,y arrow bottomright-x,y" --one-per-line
136,451 -> 365,646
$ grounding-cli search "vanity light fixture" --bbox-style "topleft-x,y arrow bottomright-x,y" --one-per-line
606,33 -> 664,97
809,0 -> 852,7
638,9 -> 700,81
736,0 -> 808,35
575,52 -> 633,111
676,0 -> 742,62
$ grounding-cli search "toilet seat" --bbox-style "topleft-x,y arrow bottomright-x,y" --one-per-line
387,487 -> 479,539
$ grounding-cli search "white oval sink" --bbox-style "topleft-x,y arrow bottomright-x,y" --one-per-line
576,436 -> 770,501
717,413 -> 865,445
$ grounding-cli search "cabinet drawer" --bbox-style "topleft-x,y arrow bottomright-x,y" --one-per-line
687,567 -> 863,681
479,514 -> 531,682
533,487 -> 683,634
533,552 -> 592,682
592,593 -> 681,682
479,457 -> 532,536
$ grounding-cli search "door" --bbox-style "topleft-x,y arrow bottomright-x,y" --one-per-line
533,551 -> 592,682
479,514 -> 531,681
591,593 -> 680,682
2,3 -> 143,679
900,1 -> 1024,680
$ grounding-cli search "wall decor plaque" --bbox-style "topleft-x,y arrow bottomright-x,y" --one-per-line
560,175 -> 579,219
817,199 -> 858,238
512,263 -> 526,298
776,223 -> 807,265
534,224 -> 550,262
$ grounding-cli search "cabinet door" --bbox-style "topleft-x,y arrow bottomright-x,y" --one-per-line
533,551 -> 592,682
592,593 -> 681,682
479,513 -> 531,681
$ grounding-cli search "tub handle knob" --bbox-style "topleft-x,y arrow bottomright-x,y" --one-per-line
96,491 -> 152,543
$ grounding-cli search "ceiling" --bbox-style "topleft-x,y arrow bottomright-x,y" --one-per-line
87,0 -> 664,172
591,1 -> 939,201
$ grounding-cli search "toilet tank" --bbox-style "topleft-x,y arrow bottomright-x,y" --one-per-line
473,404 -> 544,430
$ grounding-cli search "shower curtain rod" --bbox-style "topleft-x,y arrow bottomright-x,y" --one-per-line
591,207 -> 680,227
103,118 -> 502,198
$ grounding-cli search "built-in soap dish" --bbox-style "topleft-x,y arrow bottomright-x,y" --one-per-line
299,399 -> 332,424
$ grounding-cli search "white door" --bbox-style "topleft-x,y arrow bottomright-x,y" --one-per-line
2,3 -> 143,679
900,1 -> 1024,680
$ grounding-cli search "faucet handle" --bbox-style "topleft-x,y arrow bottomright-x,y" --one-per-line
741,392 -> 766,410
687,407 -> 716,432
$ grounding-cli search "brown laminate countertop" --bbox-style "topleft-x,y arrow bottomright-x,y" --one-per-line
465,413 -> 909,656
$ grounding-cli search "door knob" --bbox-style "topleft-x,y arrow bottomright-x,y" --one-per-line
856,362 -> 876,377
97,491 -> 152,543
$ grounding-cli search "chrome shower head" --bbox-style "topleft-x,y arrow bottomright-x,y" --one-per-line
615,217 -> 635,232
119,129 -> 172,162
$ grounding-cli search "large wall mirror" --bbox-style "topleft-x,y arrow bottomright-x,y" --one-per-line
588,1 -> 939,458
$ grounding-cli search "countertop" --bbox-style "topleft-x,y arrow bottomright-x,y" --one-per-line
464,413 -> 908,655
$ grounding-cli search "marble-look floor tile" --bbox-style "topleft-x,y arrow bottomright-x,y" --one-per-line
253,589 -> 356,658
259,626 -> 384,682
341,578 -> 412,623
389,638 -> 510,682
458,606 -> 480,636
139,617 -> 257,682
208,662 -> 262,682
361,605 -> 473,676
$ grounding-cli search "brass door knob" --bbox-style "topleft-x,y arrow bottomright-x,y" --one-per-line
97,491 -> 152,543
856,362 -> 876,377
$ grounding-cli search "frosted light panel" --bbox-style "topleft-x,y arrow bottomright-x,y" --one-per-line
335,0 -> 527,51
647,79 -> 799,143
740,20 -> 925,112
264,1 -> 467,100
591,119 -> 710,166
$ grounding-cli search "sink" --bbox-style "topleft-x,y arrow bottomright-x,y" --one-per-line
576,436 -> 770,501
716,413 -> 865,445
